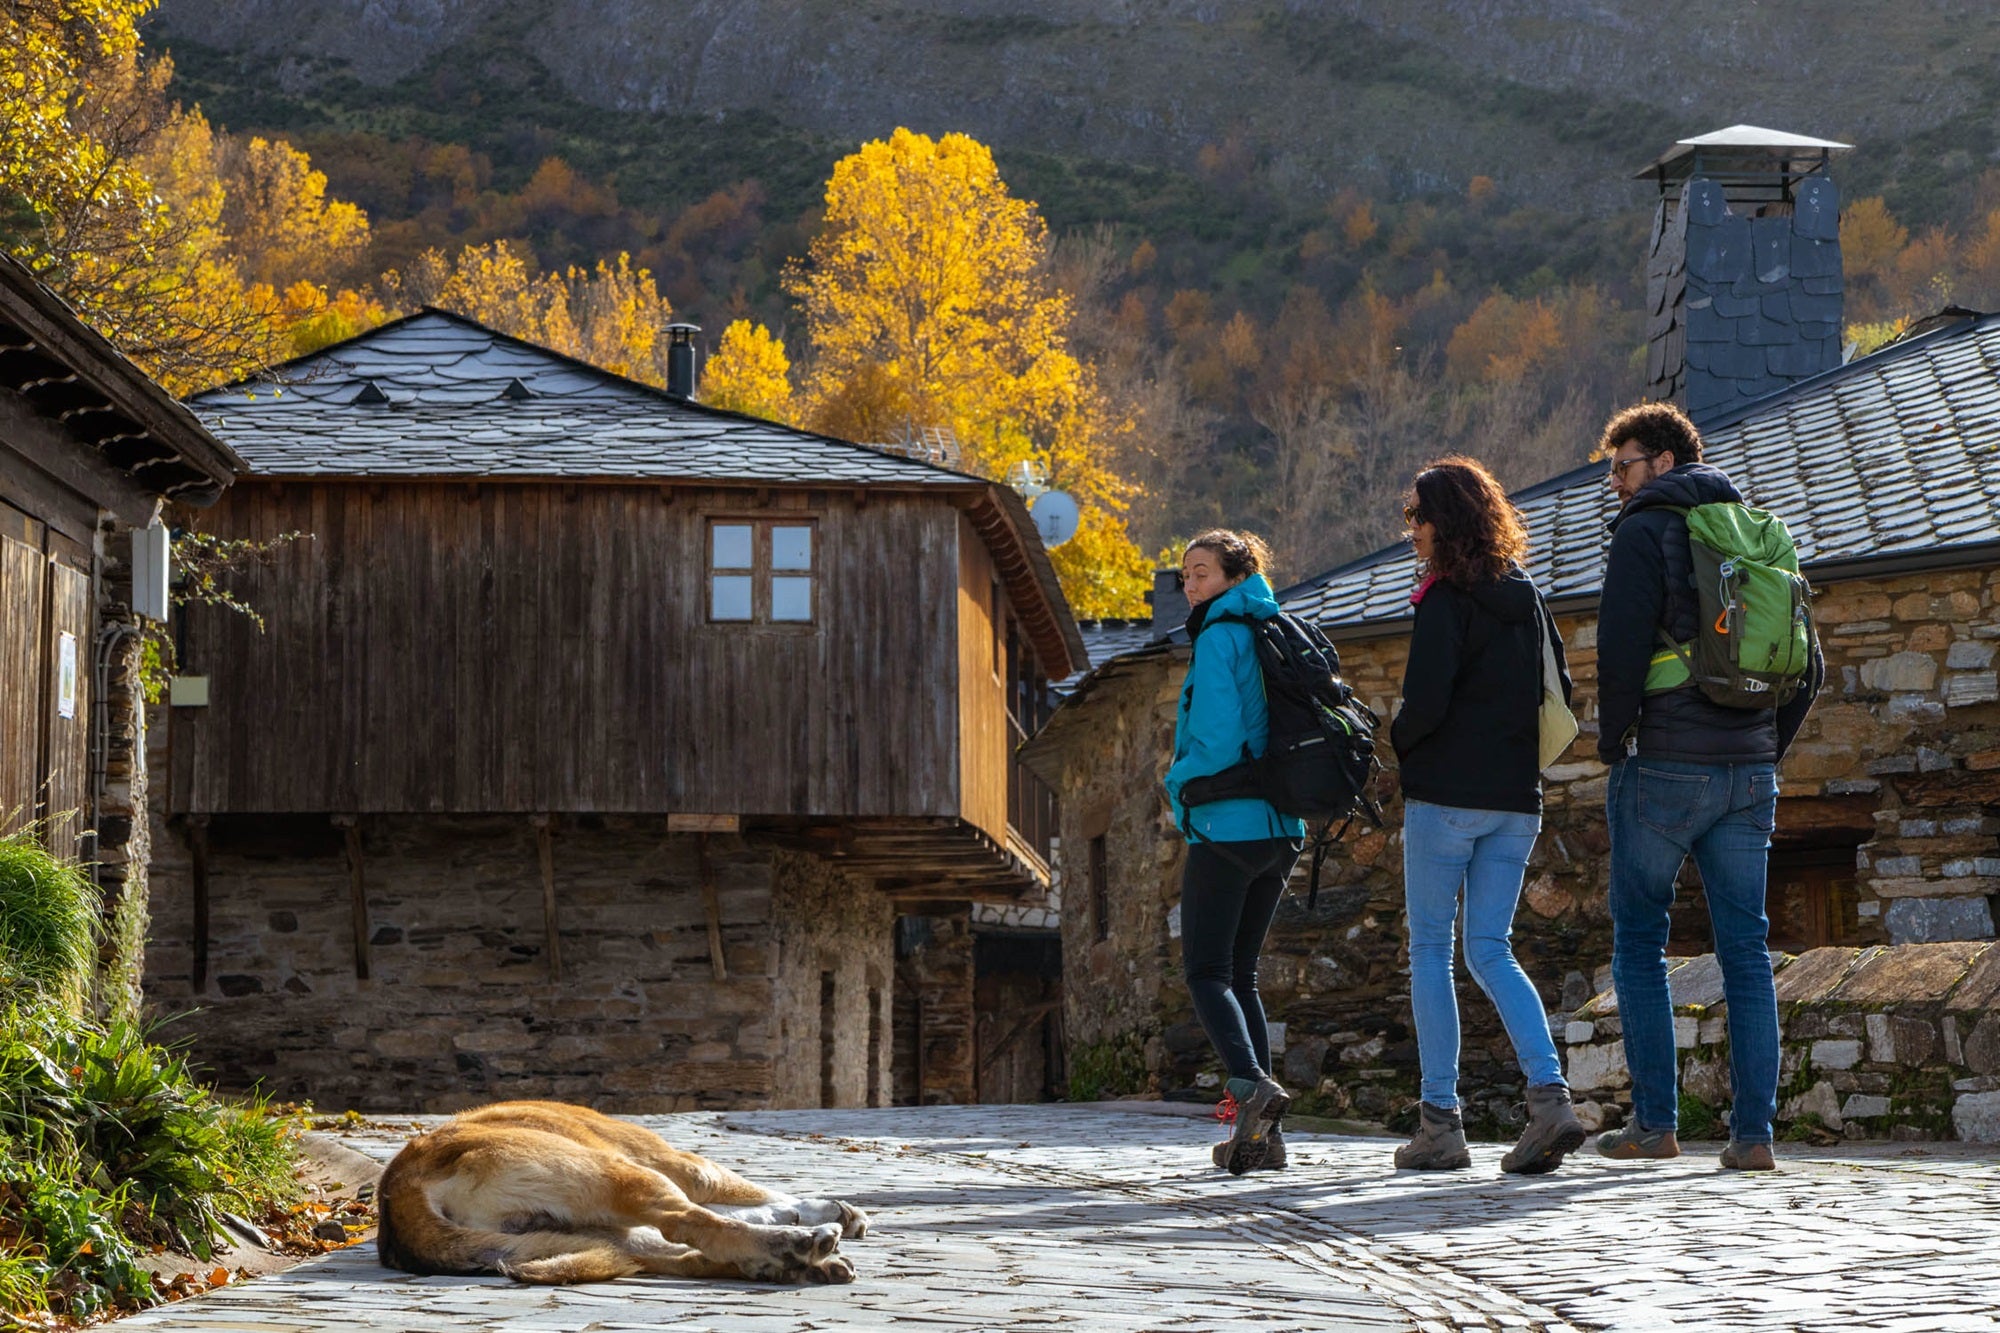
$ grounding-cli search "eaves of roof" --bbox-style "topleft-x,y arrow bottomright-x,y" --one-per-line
0,252 -> 243,504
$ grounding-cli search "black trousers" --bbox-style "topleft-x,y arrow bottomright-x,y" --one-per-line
1179,837 -> 1301,1083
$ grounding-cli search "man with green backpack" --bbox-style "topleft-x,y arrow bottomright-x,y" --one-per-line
1591,401 -> 1825,1173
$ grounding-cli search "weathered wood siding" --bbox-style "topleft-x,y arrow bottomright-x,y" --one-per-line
170,481 -> 965,816
0,527 -> 46,834
957,513 -> 1009,845
0,500 -> 92,855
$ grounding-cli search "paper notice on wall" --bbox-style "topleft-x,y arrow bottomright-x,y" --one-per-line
57,632 -> 77,720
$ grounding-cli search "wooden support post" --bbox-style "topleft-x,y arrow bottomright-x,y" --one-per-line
533,813 -> 561,982
332,815 -> 369,981
187,815 -> 209,992
696,832 -> 728,981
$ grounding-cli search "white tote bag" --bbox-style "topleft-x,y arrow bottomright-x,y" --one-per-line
1538,600 -> 1578,770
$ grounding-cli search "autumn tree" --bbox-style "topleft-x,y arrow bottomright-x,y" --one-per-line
787,128 -> 1149,616
389,241 -> 676,384
702,319 -> 793,420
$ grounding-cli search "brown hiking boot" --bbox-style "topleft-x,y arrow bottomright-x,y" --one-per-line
1394,1102 -> 1471,1171
1501,1084 -> 1588,1175
1720,1141 -> 1776,1171
1594,1122 -> 1681,1160
1212,1122 -> 1286,1171
1216,1077 -> 1289,1176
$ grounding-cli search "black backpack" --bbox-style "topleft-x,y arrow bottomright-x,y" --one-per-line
1179,610 -> 1382,903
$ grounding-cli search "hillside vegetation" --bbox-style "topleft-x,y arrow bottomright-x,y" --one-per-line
112,1 -> 2000,577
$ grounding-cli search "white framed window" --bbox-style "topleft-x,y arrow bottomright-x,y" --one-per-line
707,518 -> 817,625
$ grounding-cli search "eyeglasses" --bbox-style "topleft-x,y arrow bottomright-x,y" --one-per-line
1609,454 -> 1654,478
1402,504 -> 1426,526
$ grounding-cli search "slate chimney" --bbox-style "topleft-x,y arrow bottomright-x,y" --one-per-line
1148,568 -> 1190,637
1636,126 -> 1852,421
666,323 -> 701,400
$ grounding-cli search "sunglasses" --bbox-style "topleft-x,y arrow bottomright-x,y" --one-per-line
1609,454 -> 1654,478
1402,504 -> 1426,526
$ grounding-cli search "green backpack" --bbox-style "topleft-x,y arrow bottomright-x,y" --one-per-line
1643,503 -> 1817,708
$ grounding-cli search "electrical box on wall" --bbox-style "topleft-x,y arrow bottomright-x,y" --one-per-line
132,522 -> 170,621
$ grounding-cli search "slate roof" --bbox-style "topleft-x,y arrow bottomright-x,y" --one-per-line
1281,309 -> 2000,633
186,309 -> 977,487
1052,618 -> 1167,696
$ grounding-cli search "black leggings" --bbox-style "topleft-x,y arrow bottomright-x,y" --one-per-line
1179,838 -> 1301,1082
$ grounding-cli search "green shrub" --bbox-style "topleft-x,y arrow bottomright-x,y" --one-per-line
0,974 -> 305,1321
1677,1091 -> 1722,1141
0,830 -> 98,1008
1067,1034 -> 1148,1102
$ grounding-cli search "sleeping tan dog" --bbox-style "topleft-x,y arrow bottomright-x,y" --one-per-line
376,1100 -> 868,1284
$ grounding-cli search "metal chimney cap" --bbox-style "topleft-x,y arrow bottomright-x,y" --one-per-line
1633,125 -> 1853,180
665,323 -> 703,339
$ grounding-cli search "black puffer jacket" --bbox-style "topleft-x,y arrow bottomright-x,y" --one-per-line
1392,567 -> 1569,816
1597,463 -> 1823,765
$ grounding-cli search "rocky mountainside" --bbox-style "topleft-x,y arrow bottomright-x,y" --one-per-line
150,0 -> 2000,220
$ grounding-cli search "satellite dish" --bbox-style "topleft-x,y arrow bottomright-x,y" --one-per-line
1030,490 -> 1079,548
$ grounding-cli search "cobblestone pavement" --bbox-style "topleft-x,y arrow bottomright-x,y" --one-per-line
115,1104 -> 2000,1333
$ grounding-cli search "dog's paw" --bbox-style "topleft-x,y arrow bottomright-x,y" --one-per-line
807,1222 -> 841,1262
834,1201 -> 868,1239
803,1253 -> 856,1285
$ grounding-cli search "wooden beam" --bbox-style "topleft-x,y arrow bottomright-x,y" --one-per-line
696,832 -> 728,981
187,816 -> 209,992
533,813 -> 562,982
332,815 -> 370,981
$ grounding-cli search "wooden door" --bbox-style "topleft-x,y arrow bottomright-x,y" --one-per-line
41,561 -> 90,855
0,532 -> 45,837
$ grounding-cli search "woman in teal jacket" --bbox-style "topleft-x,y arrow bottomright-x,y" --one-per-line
1164,529 -> 1305,1175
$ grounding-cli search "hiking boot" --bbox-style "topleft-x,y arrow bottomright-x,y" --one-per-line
1394,1102 -> 1471,1171
1501,1084 -> 1588,1175
1211,1122 -> 1287,1171
1594,1122 -> 1681,1160
1720,1141 -> 1776,1171
1217,1077 -> 1290,1176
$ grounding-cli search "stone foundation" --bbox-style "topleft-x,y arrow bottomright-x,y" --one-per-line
141,812 -> 890,1113
1562,942 -> 2000,1142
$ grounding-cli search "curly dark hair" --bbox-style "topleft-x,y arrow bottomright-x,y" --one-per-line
1184,528 -> 1273,581
1405,457 -> 1529,588
1595,400 -> 1705,463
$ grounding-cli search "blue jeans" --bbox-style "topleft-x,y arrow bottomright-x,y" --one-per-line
1607,758 -> 1781,1144
1402,799 -> 1563,1111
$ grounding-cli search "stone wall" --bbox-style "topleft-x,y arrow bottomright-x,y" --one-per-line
892,913 -> 977,1106
1562,942 -> 2000,1142
770,850 -> 894,1109
1041,559 -> 2000,1136
142,804 -> 885,1113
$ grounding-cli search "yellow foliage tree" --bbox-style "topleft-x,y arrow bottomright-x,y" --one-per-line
702,319 -> 793,420
1445,292 -> 1563,384
219,137 -> 372,289
786,128 -> 1147,617
389,242 -> 675,384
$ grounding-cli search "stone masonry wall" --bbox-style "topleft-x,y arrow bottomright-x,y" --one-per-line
769,850 -> 894,1109
142,807 -> 856,1113
1049,561 -> 2000,1136
1563,942 -> 2000,1142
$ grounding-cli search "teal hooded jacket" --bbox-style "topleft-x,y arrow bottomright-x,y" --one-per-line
1163,574 -> 1307,844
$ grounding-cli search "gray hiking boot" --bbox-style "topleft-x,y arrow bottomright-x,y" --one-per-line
1217,1077 -> 1290,1175
1595,1122 -> 1681,1160
1212,1122 -> 1287,1171
1720,1141 -> 1776,1171
1501,1083 -> 1587,1175
1394,1102 -> 1471,1171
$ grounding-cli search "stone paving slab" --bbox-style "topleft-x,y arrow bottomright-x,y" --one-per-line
114,1105 -> 2000,1333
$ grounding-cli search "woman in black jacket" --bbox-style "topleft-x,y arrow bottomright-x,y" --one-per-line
1389,457 -> 1584,1175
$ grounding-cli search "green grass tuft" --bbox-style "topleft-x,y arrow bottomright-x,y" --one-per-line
0,829 -> 98,1009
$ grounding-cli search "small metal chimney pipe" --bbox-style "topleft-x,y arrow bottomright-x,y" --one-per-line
666,323 -> 701,400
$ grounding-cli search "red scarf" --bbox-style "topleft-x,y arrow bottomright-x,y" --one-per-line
1409,573 -> 1437,606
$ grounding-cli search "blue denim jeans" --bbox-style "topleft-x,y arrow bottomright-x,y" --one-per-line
1607,758 -> 1781,1144
1402,799 -> 1563,1110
